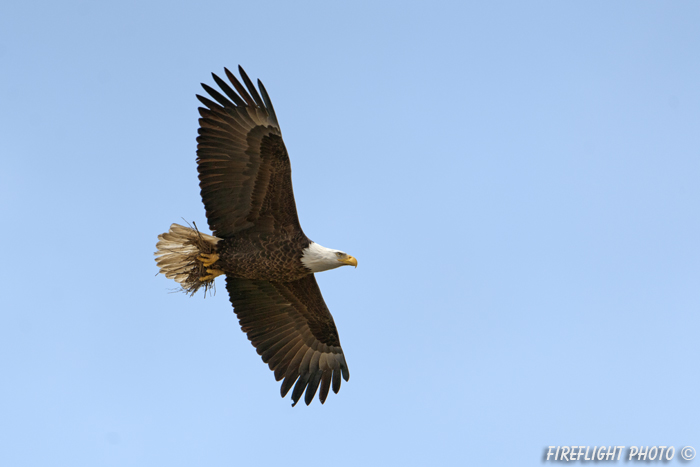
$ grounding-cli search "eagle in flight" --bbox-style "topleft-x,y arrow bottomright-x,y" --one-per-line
155,67 -> 356,406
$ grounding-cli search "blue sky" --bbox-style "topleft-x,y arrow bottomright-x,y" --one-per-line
1,1 -> 699,465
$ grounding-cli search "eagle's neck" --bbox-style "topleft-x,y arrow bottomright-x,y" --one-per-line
300,242 -> 343,273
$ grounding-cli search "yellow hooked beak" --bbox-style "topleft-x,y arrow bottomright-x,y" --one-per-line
339,255 -> 358,268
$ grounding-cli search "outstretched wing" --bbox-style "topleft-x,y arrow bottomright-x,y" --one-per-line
226,274 -> 350,406
196,66 -> 302,238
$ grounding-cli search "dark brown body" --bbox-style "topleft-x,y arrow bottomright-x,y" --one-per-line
216,232 -> 311,281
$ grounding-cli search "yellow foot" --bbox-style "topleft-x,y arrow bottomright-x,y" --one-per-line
198,253 -> 219,267
200,268 -> 224,282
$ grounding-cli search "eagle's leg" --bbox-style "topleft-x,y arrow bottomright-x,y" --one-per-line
200,268 -> 224,282
197,253 -> 223,281
198,253 -> 219,267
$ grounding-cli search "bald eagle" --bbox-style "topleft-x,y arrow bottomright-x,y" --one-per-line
155,67 -> 356,406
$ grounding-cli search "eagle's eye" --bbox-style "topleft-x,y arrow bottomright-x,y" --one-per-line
336,252 -> 344,257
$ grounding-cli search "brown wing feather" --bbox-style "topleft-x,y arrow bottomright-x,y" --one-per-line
196,67 -> 302,238
225,274 -> 350,406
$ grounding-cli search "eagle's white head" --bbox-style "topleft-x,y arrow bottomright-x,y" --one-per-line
301,242 -> 358,273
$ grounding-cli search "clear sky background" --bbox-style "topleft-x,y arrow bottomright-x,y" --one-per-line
1,1 -> 699,465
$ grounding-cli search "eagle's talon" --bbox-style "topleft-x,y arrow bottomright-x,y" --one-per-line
198,253 -> 219,267
200,268 -> 224,282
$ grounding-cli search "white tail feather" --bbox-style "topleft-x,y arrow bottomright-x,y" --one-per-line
155,223 -> 220,294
